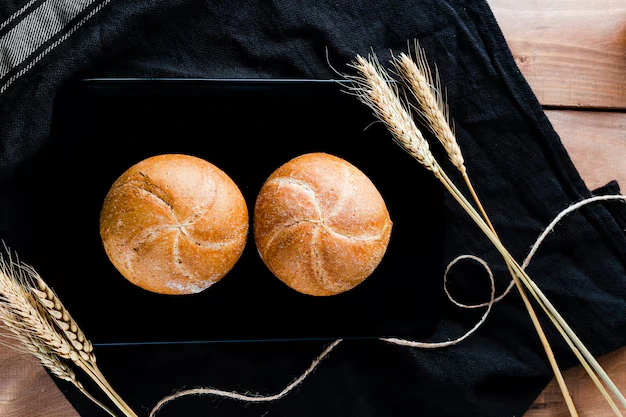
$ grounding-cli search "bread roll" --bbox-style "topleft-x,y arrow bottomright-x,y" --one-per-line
254,153 -> 391,296
100,154 -> 248,295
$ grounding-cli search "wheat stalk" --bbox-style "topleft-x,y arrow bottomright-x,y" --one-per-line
391,46 -> 583,415
393,45 -> 626,416
351,53 -> 626,416
351,55 -> 575,415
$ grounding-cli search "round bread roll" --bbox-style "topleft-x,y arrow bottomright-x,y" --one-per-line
100,154 -> 248,295
254,153 -> 392,296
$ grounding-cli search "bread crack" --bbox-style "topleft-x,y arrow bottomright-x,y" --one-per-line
323,164 -> 352,220
172,229 -> 197,281
320,220 -> 391,242
310,227 -> 326,289
268,177 -> 323,219
179,227 -> 242,249
261,218 -> 319,253
183,167 -> 217,225
123,178 -> 179,223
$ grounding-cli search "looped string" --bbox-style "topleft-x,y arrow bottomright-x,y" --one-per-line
150,194 -> 626,417
381,254 -> 494,348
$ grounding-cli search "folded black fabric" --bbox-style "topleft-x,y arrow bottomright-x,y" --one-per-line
1,1 -> 626,416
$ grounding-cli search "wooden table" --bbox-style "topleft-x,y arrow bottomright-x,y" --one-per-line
1,0 -> 625,415
492,0 -> 626,415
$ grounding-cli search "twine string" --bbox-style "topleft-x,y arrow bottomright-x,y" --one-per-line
150,195 -> 626,417
381,254 -> 494,349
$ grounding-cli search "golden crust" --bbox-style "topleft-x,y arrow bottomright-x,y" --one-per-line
100,154 -> 248,295
254,153 -> 391,296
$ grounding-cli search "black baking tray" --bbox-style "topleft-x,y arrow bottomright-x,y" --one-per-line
1,79 -> 444,345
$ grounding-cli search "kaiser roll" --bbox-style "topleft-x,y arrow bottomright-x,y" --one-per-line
254,153 -> 392,296
100,154 -> 248,295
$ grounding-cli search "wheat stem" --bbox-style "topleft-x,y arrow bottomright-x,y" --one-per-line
511,260 -> 626,409
89,362 -> 139,417
78,386 -> 120,417
452,171 -> 578,415
530,294 -> 624,416
461,173 -> 492,230
463,172 -> 623,415
464,176 -> 579,413
460,173 -> 621,415
438,168 -> 582,415
442,170 -> 624,411
76,359 -> 138,417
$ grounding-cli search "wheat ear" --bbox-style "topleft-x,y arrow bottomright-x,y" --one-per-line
20,265 -> 139,417
346,55 -> 437,173
394,45 -> 625,416
0,305 -> 77,384
0,257 -> 119,417
2,330 -> 118,417
394,44 -> 487,227
393,46 -> 464,172
0,257 -> 74,359
25,270 -> 95,363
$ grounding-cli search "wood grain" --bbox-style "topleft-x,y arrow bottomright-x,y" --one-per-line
527,349 -> 626,417
546,110 -> 626,190
490,0 -> 626,109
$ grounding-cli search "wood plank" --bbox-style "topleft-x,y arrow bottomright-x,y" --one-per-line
489,0 -> 626,109
0,328 -> 78,417
546,110 -> 626,190
527,348 -> 626,417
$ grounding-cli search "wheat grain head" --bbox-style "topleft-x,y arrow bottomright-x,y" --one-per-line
18,264 -> 96,363
393,43 -> 465,173
0,255 -> 83,386
0,256 -> 74,360
347,54 -> 438,173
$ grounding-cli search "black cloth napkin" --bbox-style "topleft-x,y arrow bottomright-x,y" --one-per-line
1,0 -> 626,416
